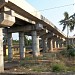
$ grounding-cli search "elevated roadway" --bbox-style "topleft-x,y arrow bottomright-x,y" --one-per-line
0,0 -> 66,38
0,0 -> 67,72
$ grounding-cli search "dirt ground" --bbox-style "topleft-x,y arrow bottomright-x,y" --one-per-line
4,52 -> 75,75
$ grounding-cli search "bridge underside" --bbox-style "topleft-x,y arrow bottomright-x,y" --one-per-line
0,0 -> 69,72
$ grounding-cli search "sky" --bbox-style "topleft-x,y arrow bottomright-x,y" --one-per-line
12,0 -> 75,40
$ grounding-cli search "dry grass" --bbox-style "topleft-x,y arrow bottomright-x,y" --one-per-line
4,51 -> 75,73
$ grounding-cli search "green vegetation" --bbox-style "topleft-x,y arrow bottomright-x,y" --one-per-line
24,35 -> 32,46
52,62 -> 66,72
60,45 -> 75,58
5,44 -> 75,72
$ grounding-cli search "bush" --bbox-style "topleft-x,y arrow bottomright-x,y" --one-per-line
20,61 -> 25,66
68,49 -> 75,57
67,45 -> 73,49
51,62 -> 66,72
60,50 -> 67,56
60,45 -> 75,57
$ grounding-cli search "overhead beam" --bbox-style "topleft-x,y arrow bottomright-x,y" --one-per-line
0,13 -> 15,27
2,6 -> 35,25
5,25 -> 33,33
5,0 -> 41,21
0,0 -> 8,8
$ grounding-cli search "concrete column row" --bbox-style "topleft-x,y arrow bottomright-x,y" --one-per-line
6,30 -> 66,60
42,37 -> 65,52
0,28 -> 66,72
7,30 -> 40,60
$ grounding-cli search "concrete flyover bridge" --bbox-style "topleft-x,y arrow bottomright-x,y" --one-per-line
0,0 -> 66,72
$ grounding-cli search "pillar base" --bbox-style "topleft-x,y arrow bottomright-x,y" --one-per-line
33,52 -> 40,57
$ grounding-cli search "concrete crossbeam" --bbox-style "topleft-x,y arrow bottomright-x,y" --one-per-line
6,25 -> 32,33
0,13 -> 15,27
3,6 -> 35,24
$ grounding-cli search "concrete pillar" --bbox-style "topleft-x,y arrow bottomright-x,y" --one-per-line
50,39 -> 53,52
61,39 -> 64,47
73,38 -> 75,45
56,41 -> 60,48
53,38 -> 57,48
47,39 -> 53,52
0,28 -> 4,72
54,40 -> 56,48
58,39 -> 62,48
62,43 -> 64,48
56,40 -> 58,48
19,32 -> 25,59
61,39 -> 63,47
42,38 -> 48,52
7,32 -> 13,61
72,39 -> 74,45
47,39 -> 50,51
3,33 -> 7,56
32,31 -> 40,57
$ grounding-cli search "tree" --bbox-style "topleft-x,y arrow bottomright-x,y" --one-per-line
24,35 -> 32,46
59,12 -> 75,46
60,12 -> 75,32
24,35 -> 29,46
69,13 -> 75,31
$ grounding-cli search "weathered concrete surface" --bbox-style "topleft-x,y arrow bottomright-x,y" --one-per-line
19,32 -> 25,59
0,28 -> 4,72
6,25 -> 33,33
7,33 -> 12,61
32,31 -> 40,57
50,39 -> 53,51
3,6 -> 35,25
42,38 -> 48,52
6,0 -> 41,20
0,13 -> 15,27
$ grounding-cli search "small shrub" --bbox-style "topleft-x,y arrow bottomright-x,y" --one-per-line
60,50 -> 67,56
67,66 -> 75,72
32,68 -> 44,72
60,45 -> 75,58
51,62 -> 67,72
67,49 -> 75,57
20,61 -> 25,66
67,45 -> 73,49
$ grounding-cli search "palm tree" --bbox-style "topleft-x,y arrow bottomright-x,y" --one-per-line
69,13 -> 75,31
59,12 -> 75,46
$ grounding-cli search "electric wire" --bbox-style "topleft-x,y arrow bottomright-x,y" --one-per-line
36,3 -> 75,12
